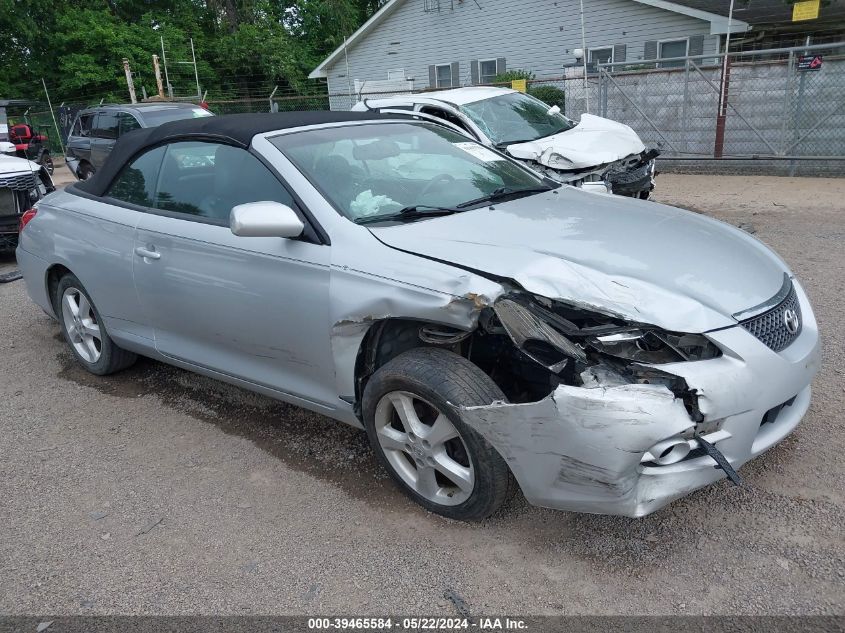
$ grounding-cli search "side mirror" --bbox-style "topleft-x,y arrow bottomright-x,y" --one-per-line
547,105 -> 561,116
230,201 -> 304,238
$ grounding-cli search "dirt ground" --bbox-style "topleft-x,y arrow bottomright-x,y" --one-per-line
0,174 -> 843,616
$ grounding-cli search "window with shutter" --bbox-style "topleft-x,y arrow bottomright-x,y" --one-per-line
435,64 -> 453,88
658,39 -> 688,68
450,61 -> 460,87
479,59 -> 498,84
688,35 -> 705,57
613,43 -> 626,63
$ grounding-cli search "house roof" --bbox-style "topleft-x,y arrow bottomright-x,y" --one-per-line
308,0 -> 750,79
670,0 -> 845,27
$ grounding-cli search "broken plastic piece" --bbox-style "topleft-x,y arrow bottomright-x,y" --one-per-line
696,436 -> 743,486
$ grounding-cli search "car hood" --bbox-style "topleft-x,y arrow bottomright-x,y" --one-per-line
0,154 -> 39,175
505,113 -> 646,171
370,188 -> 790,332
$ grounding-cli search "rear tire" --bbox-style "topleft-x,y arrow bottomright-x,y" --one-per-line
78,162 -> 95,180
54,273 -> 136,375
362,347 -> 513,521
40,152 -> 54,175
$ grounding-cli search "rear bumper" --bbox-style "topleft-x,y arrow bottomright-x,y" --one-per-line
459,280 -> 821,517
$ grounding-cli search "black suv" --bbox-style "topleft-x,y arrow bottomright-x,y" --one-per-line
65,102 -> 213,180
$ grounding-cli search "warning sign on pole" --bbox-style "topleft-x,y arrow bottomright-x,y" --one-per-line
792,0 -> 820,21
797,54 -> 823,71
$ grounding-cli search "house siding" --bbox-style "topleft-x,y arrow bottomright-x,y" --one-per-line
324,0 -> 719,102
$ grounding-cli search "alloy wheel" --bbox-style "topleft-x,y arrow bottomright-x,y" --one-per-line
373,391 -> 475,506
61,287 -> 102,363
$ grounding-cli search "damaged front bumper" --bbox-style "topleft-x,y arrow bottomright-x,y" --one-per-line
457,282 -> 820,517
533,148 -> 659,198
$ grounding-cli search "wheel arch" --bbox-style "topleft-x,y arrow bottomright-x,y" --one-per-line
46,263 -> 75,314
352,317 -> 476,419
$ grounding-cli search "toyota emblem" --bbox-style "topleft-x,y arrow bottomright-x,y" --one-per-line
784,308 -> 800,334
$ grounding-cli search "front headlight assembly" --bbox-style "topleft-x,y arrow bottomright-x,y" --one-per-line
490,294 -> 721,372
589,330 -> 721,363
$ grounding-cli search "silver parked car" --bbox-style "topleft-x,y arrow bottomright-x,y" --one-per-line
17,112 -> 820,520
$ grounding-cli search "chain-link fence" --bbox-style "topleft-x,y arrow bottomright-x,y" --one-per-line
13,41 -> 845,176
595,41 -> 845,175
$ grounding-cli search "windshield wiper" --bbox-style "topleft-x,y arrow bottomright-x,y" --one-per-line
495,139 -> 536,149
456,186 -> 552,209
355,204 -> 461,225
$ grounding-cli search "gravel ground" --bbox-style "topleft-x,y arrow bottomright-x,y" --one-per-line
0,174 -> 843,615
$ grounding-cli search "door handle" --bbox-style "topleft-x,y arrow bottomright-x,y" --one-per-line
134,246 -> 161,260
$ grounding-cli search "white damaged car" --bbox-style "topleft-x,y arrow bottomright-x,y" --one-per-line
353,86 -> 659,198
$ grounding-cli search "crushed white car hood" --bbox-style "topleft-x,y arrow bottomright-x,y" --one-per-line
505,113 -> 646,170
371,188 -> 789,333
0,154 -> 40,175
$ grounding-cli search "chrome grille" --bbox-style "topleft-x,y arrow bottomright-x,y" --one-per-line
740,282 -> 802,352
0,172 -> 37,191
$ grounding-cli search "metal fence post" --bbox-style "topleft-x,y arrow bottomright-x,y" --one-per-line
682,57 -> 690,154
779,50 -> 795,157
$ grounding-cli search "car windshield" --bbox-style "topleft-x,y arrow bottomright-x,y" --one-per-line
459,92 -> 576,146
273,122 -> 550,223
140,107 -> 213,126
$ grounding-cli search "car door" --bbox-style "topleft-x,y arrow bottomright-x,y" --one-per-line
132,140 -> 336,407
65,112 -> 94,165
90,112 -> 119,169
64,144 -> 163,344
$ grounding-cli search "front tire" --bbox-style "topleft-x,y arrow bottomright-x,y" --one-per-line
55,273 -> 136,375
362,347 -> 513,521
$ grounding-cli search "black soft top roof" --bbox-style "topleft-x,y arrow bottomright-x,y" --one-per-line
74,111 -> 395,197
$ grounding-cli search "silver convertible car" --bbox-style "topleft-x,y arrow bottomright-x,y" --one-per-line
17,112 -> 820,521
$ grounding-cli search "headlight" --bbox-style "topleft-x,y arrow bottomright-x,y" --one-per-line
546,153 -> 575,169
590,329 -> 721,363
491,294 -> 721,371
493,298 -> 587,372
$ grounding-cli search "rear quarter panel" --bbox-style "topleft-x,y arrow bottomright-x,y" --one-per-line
19,189 -> 151,343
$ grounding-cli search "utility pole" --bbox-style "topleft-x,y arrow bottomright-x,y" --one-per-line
41,79 -> 65,155
191,38 -> 201,99
122,58 -> 137,104
152,54 -> 165,99
714,0 -> 735,158
578,0 -> 589,113
160,36 -> 172,99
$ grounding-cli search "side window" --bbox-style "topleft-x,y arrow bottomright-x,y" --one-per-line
154,141 -> 295,224
118,113 -> 141,136
419,106 -> 470,133
107,146 -> 166,207
479,59 -> 498,84
73,114 -> 94,137
93,113 -> 119,139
